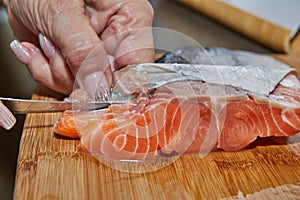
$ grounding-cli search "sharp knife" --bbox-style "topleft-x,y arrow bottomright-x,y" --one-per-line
0,97 -> 126,114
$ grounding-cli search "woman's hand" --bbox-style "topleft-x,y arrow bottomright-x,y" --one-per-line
4,0 -> 154,96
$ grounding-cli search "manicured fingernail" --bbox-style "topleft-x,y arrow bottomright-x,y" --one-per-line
38,33 -> 56,58
10,40 -> 31,64
0,102 -> 16,130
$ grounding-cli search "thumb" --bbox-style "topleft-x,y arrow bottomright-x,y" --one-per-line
6,0 -> 112,98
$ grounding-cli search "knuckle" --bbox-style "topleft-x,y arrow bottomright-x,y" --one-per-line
63,37 -> 97,71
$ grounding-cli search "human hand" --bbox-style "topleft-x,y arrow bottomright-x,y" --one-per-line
0,100 -> 16,130
4,0 -> 154,98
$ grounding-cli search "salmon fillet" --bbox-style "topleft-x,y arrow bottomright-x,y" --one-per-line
54,47 -> 300,160
54,73 -> 300,160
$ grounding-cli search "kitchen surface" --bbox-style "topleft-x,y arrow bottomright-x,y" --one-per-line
0,1 -> 292,199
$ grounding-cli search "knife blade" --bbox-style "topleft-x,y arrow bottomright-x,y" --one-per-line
0,97 -> 126,114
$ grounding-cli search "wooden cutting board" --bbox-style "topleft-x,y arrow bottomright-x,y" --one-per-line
14,55 -> 300,200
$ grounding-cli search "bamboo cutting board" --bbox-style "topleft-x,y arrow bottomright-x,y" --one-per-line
14,55 -> 300,200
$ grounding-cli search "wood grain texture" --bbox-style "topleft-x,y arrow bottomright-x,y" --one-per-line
14,56 -> 300,200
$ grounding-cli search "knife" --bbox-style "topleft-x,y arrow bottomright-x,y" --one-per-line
0,97 -> 126,114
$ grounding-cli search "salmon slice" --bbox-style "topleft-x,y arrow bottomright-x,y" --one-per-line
54,72 -> 300,160
55,81 -> 219,160
54,111 -> 79,138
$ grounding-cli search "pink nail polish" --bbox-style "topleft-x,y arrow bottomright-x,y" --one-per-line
0,101 -> 16,130
38,33 -> 56,58
10,40 -> 31,64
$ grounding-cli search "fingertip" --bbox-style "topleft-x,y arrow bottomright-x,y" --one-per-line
0,101 -> 16,130
20,40 -> 74,95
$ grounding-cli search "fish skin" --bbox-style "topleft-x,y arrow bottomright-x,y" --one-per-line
54,47 -> 300,160
54,73 -> 300,160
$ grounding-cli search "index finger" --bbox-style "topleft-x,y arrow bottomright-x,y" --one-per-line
48,1 -> 113,93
